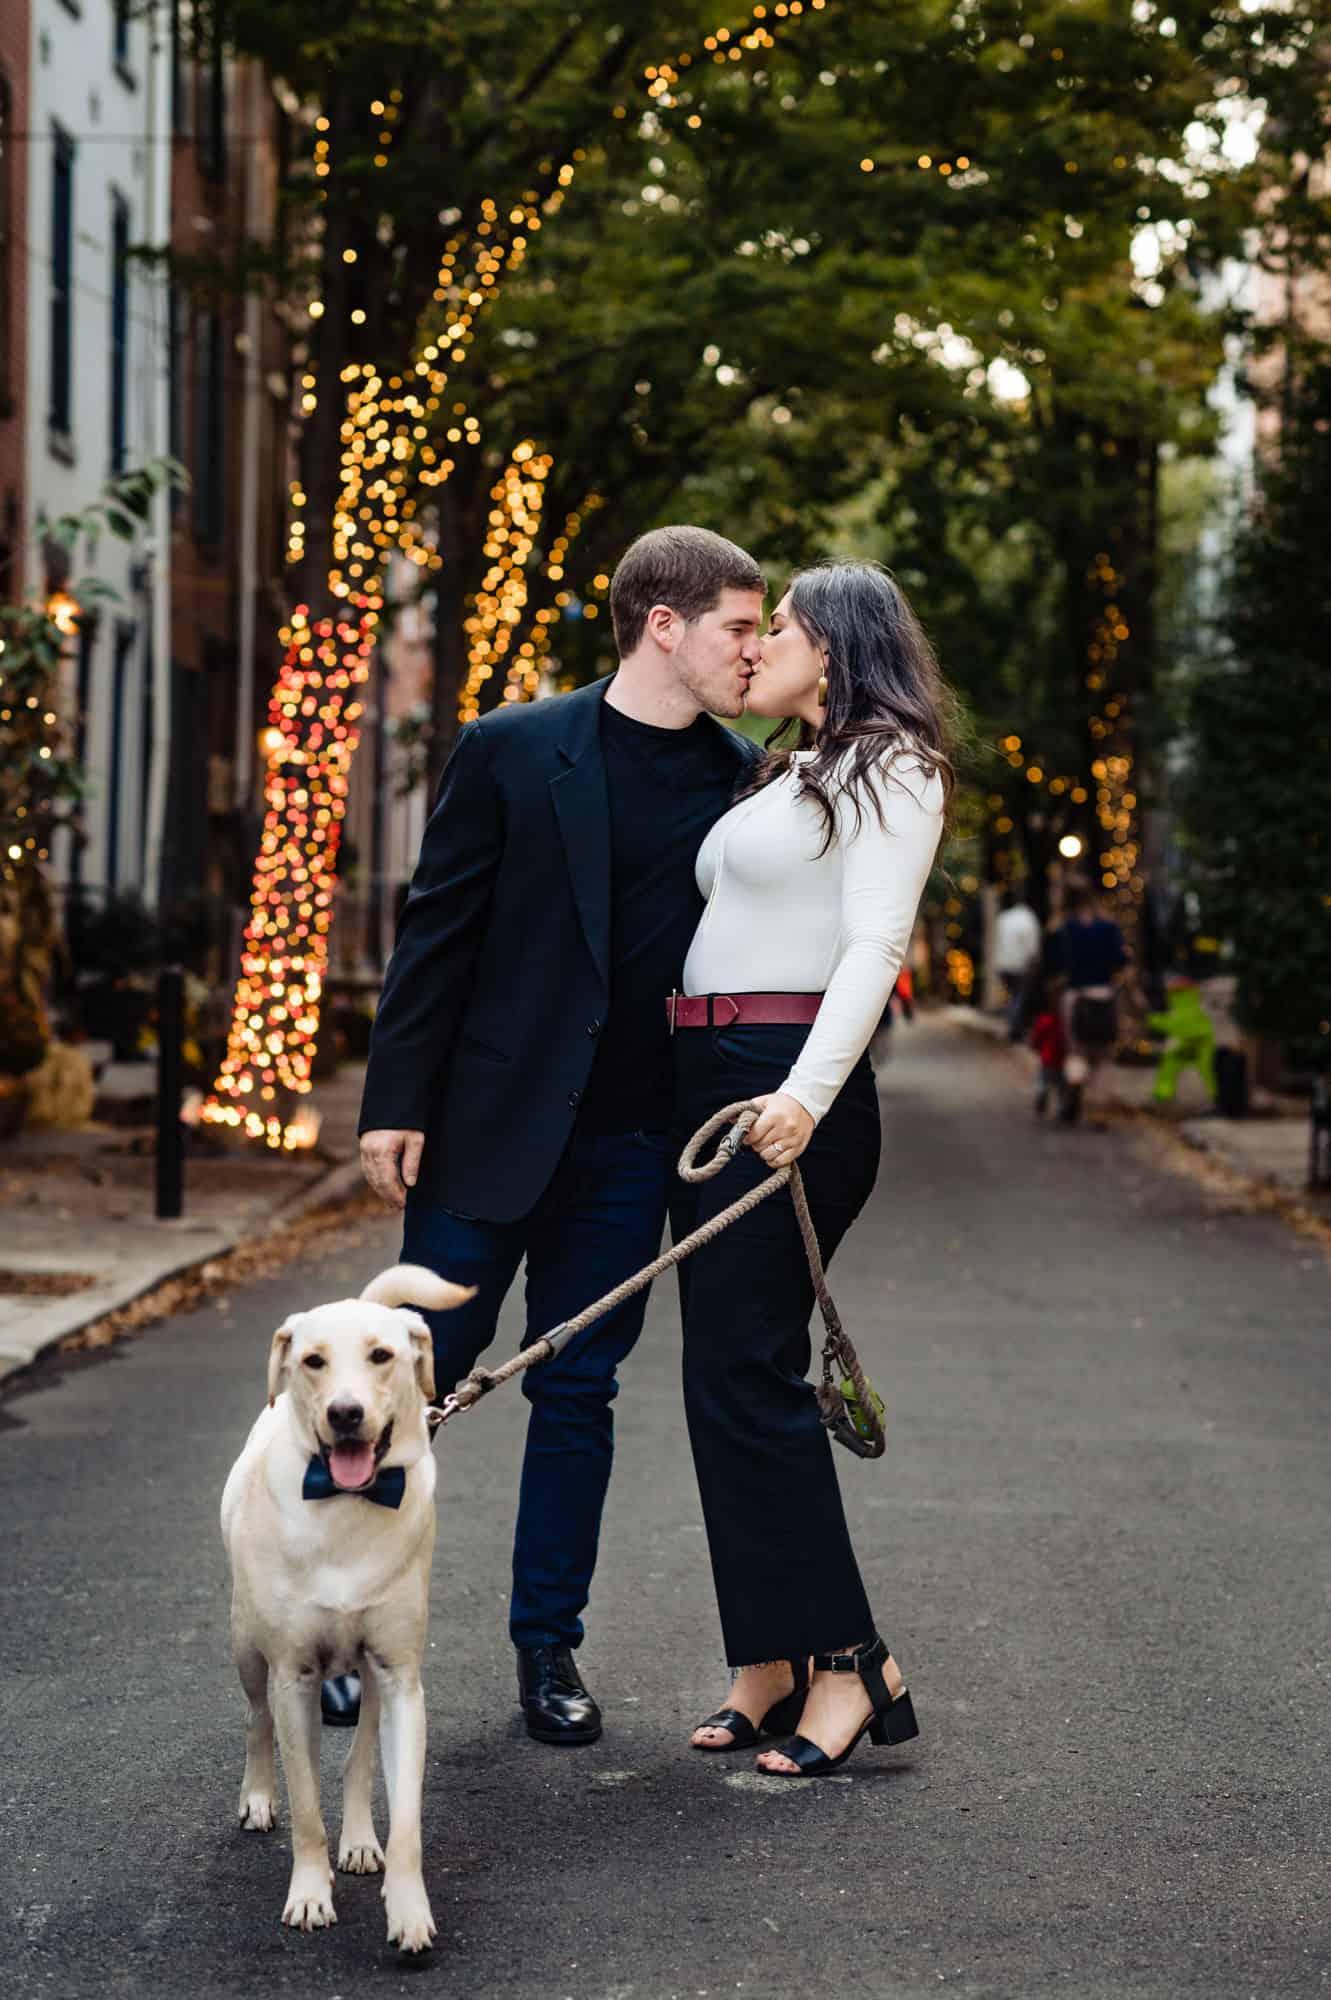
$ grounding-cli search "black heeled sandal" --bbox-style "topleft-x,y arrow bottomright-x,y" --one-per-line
762,1635 -> 918,1778
691,1658 -> 810,1754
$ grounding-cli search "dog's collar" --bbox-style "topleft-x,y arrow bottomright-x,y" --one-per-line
302,1455 -> 406,1509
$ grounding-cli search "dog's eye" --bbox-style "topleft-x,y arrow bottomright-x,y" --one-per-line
302,1354 -> 326,1371
370,1347 -> 394,1365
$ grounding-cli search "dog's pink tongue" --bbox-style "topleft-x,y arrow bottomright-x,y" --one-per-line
329,1442 -> 376,1490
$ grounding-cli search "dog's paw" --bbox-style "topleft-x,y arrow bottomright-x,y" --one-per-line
383,1874 -> 436,1954
282,1868 -> 336,1932
338,1834 -> 385,1875
238,1792 -> 276,1832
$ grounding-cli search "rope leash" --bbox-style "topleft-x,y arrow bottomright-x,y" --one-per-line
428,1101 -> 886,1460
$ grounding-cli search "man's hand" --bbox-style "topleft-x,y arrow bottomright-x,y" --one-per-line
359,1129 -> 425,1210
746,1091 -> 815,1168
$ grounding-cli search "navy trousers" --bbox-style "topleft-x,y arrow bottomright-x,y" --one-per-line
401,1128 -> 669,1651
670,1023 -> 881,1667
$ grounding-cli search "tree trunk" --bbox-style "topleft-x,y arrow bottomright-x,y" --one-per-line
427,480 -> 470,797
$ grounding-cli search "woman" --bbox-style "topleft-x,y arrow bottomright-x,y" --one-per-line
1052,879 -> 1129,1127
670,558 -> 953,1777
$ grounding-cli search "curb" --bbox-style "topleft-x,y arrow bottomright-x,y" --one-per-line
0,1150 -> 372,1387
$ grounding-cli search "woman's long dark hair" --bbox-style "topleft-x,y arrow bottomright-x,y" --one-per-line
737,558 -> 959,848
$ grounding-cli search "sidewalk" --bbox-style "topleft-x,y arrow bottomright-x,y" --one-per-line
0,1062 -> 371,1383
948,1005 -> 1321,1202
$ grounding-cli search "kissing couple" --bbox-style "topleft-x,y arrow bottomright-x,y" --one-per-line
353,525 -> 952,1778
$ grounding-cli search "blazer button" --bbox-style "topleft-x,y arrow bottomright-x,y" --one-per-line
568,1088 -> 581,1107
586,1019 -> 601,1037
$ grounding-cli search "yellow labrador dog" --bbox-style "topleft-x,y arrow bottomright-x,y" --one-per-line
221,1262 -> 472,1952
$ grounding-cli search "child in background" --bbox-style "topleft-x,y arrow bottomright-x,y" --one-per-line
1029,985 -> 1066,1118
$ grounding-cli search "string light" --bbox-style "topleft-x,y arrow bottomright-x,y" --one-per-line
457,444 -> 552,722
214,3 -> 829,1143
987,552 -> 1142,911
0,607 -> 74,894
202,607 -> 377,1146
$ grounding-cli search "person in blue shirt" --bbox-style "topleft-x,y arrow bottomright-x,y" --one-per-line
1052,879 -> 1130,1126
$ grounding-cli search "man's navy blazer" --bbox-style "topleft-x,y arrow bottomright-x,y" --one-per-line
358,676 -> 760,1222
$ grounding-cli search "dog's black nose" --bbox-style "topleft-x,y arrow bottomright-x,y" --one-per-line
327,1398 -> 365,1434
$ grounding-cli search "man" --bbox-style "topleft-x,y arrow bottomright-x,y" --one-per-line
349,526 -> 765,1744
993,887 -> 1042,1041
1050,877 -> 1130,1127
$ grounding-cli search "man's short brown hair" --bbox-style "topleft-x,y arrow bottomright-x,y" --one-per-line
609,525 -> 765,656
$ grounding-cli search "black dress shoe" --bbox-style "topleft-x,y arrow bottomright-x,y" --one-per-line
321,1673 -> 361,1728
516,1643 -> 602,1745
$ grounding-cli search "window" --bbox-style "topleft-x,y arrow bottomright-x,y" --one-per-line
110,193 -> 129,473
67,617 -> 97,892
0,73 -> 11,412
140,626 -> 155,872
167,284 -> 183,511
113,0 -> 131,74
191,311 -> 225,544
170,0 -> 190,135
49,125 -> 76,443
0,491 -> 16,604
106,623 -> 137,889
197,30 -> 226,182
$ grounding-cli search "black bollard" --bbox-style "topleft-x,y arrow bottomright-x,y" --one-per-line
156,964 -> 185,1219
1310,1076 -> 1331,1192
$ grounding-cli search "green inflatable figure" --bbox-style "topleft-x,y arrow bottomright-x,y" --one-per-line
1148,980 -> 1217,1105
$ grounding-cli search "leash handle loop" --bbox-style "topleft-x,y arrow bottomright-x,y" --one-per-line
677,1100 -> 761,1182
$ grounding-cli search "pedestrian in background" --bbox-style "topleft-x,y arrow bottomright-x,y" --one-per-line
994,888 -> 1042,1041
1052,879 -> 1129,1127
1028,977 -> 1067,1118
875,964 -> 916,1042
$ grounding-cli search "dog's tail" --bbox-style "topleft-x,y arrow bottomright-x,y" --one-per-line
359,1263 -> 477,1312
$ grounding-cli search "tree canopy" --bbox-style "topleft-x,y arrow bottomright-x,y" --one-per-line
193,0 -> 1330,925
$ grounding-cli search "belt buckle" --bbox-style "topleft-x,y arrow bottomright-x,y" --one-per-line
668,989 -> 678,1037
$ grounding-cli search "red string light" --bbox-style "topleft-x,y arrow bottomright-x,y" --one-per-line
202,607 -> 377,1148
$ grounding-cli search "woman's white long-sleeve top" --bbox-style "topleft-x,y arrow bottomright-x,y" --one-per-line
682,747 -> 945,1123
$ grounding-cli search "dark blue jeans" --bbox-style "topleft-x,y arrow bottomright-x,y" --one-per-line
401,1127 -> 669,1651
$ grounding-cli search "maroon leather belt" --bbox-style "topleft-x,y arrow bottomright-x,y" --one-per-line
667,991 -> 823,1031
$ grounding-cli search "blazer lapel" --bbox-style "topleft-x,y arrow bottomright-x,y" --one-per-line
549,680 -> 612,986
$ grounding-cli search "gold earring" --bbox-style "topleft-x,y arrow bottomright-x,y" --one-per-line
817,671 -> 829,706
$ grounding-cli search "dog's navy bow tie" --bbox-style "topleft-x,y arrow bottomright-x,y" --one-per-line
302,1454 -> 406,1509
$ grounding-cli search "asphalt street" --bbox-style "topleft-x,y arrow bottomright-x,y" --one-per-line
3,1013 -> 1329,2000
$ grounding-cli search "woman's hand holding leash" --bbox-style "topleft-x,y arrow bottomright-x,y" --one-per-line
745,1091 -> 815,1167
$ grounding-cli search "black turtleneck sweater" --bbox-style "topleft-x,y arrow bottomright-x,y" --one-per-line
576,701 -> 740,1135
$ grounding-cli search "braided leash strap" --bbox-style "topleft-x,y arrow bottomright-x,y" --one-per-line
431,1100 -> 886,1461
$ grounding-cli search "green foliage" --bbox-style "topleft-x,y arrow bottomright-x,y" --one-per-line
1179,361 -> 1331,1068
0,462 -> 188,1078
202,0 -> 1330,805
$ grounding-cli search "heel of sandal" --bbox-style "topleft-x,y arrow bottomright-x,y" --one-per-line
869,1688 -> 919,1746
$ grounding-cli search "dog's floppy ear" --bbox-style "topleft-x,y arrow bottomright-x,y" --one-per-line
401,1313 -> 436,1403
267,1321 -> 297,1406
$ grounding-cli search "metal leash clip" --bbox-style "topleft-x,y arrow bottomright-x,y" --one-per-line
427,1393 -> 464,1434
718,1108 -> 758,1162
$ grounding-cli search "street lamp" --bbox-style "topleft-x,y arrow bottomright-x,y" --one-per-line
1058,833 -> 1084,859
